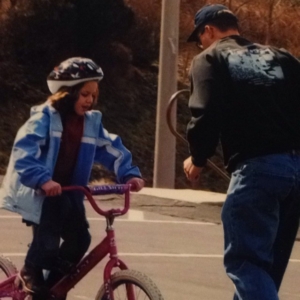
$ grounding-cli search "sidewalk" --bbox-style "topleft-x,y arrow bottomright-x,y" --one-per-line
137,187 -> 226,204
0,175 -> 226,204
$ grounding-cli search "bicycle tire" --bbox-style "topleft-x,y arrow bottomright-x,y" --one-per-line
96,269 -> 164,300
0,255 -> 20,300
0,255 -> 18,277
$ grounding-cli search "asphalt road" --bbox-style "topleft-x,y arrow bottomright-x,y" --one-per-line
0,195 -> 300,300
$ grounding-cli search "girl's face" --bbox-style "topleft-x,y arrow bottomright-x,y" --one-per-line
74,81 -> 98,116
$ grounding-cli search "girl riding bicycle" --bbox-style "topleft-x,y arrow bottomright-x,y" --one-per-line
0,57 -> 144,299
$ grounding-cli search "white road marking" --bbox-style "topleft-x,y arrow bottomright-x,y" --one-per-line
0,215 -> 217,225
2,252 -> 300,263
127,210 -> 144,221
120,253 -> 224,258
88,218 -> 217,225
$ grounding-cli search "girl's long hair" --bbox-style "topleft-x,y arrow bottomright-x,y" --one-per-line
48,82 -> 99,116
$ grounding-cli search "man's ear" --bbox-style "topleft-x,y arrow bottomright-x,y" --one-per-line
206,25 -> 215,39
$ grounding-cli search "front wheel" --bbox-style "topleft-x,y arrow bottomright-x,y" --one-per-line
0,255 -> 21,300
0,255 -> 18,278
96,269 -> 164,300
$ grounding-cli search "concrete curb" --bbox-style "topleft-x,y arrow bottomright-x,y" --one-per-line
137,187 -> 226,204
0,175 -> 226,204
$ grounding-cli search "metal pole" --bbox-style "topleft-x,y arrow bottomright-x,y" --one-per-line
153,0 -> 180,188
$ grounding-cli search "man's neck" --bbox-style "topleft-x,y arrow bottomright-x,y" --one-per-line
217,30 -> 240,40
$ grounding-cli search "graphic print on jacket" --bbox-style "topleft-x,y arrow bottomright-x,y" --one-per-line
222,47 -> 284,86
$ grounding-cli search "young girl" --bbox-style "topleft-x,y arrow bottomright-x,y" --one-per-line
0,57 -> 144,297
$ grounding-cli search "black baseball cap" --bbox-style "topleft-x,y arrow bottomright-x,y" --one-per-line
187,4 -> 238,42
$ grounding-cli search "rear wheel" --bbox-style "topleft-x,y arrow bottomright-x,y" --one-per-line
0,255 -> 20,299
96,269 -> 164,300
0,255 -> 17,279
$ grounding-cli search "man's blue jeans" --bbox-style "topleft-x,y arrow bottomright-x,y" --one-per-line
221,153 -> 300,300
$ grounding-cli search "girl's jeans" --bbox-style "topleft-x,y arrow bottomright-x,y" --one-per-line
25,191 -> 91,274
222,153 -> 300,300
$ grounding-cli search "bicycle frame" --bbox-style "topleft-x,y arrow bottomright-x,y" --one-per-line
0,184 -> 136,300
0,275 -> 26,299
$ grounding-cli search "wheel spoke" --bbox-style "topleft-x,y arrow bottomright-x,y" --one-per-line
96,270 -> 163,300
112,282 -> 152,299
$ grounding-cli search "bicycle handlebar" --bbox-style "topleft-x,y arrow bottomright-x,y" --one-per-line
87,184 -> 130,195
62,184 -> 131,217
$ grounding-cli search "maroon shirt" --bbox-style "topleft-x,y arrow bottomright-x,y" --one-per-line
52,112 -> 84,186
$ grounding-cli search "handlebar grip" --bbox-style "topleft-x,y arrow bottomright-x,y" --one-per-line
86,184 -> 130,195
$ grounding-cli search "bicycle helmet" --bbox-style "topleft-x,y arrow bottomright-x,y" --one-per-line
47,57 -> 104,94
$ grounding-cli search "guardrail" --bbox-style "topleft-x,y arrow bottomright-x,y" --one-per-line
166,89 -> 230,183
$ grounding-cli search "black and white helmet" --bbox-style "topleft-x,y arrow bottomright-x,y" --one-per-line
47,57 -> 104,94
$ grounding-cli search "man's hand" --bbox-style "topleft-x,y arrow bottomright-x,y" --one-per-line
41,180 -> 62,197
126,177 -> 145,192
183,156 -> 203,182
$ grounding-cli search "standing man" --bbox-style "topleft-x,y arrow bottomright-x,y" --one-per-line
184,4 -> 300,300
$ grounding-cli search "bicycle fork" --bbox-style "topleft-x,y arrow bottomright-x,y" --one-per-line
103,216 -> 135,300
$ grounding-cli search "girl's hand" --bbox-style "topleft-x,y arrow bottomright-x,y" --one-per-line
41,180 -> 62,196
126,177 -> 145,192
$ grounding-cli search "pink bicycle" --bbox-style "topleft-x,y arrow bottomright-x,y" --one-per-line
0,184 -> 164,300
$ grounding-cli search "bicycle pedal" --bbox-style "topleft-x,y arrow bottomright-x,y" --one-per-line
17,273 -> 38,295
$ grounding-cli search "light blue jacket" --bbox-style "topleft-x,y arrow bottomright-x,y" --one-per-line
0,102 -> 141,224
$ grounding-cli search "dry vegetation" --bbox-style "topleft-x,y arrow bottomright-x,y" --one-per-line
1,0 -> 300,192
126,0 -> 300,75
124,0 -> 300,191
